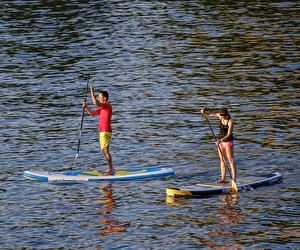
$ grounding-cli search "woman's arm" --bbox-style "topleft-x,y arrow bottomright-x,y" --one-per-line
200,109 -> 220,118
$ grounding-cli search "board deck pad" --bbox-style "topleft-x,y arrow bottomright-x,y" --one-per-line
166,172 -> 282,197
24,167 -> 174,182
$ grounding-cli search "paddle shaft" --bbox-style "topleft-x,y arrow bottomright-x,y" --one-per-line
73,74 -> 90,167
203,114 -> 234,180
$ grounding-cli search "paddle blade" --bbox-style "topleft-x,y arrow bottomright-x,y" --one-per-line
231,180 -> 238,194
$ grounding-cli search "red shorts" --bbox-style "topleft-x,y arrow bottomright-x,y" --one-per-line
219,141 -> 234,150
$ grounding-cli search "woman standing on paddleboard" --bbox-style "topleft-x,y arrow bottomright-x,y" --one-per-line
83,85 -> 114,175
200,107 -> 237,184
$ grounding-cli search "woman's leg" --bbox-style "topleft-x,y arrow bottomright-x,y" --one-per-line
225,146 -> 236,182
217,147 -> 227,183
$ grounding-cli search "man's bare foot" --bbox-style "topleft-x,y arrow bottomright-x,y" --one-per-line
103,169 -> 115,176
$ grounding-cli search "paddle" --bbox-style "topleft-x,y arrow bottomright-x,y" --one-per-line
72,74 -> 90,168
203,113 -> 238,194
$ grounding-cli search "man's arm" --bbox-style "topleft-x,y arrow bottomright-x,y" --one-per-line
83,102 -> 97,116
90,84 -> 100,106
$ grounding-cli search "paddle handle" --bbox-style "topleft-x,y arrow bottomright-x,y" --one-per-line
80,74 -> 90,130
73,74 -> 90,167
204,114 -> 218,141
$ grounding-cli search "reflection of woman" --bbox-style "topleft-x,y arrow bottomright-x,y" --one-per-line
97,184 -> 129,235
201,195 -> 243,248
219,195 -> 241,225
200,107 -> 237,183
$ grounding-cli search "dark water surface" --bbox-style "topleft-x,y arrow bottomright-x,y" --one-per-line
0,1 -> 299,249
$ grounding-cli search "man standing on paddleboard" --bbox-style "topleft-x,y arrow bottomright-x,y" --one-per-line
200,107 -> 237,184
83,85 -> 114,175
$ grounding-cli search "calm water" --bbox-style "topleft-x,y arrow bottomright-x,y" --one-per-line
0,0 -> 299,249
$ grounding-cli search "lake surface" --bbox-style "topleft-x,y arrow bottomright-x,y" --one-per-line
0,1 -> 299,249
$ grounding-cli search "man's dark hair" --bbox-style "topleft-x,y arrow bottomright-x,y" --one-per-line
100,91 -> 109,100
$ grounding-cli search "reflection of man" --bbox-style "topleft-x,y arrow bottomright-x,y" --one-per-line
97,184 -> 129,235
100,184 -> 116,215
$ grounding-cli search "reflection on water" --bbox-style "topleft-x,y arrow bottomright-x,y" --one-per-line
96,183 -> 129,236
203,195 -> 243,249
166,194 -> 244,249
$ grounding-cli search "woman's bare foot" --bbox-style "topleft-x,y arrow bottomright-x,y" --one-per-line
216,179 -> 228,184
